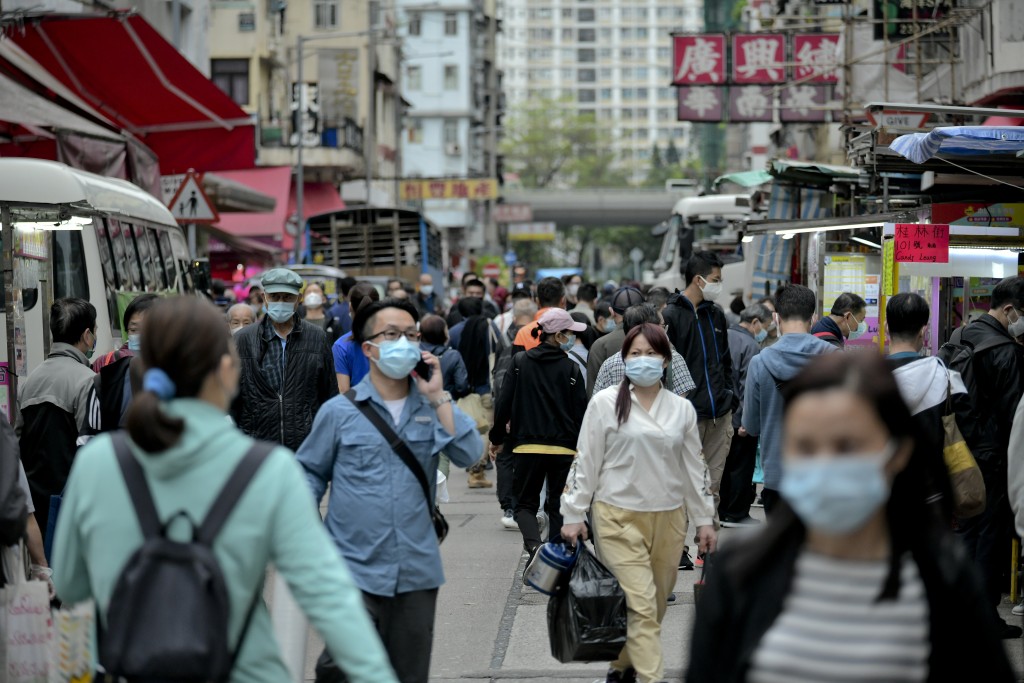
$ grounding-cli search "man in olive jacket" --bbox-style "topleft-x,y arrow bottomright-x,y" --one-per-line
233,268 -> 338,451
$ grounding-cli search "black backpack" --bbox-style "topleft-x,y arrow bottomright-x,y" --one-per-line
936,326 -> 1014,405
490,327 -> 519,400
102,433 -> 272,682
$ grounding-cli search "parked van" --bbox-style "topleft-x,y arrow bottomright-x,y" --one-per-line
0,159 -> 194,417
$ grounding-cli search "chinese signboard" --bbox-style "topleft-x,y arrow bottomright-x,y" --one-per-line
729,86 -> 774,122
793,34 -> 840,83
399,178 -> 499,201
672,35 -> 726,85
493,203 -> 533,223
874,0 -> 956,40
894,223 -> 950,263
508,222 -> 557,242
779,85 -> 830,122
732,34 -> 786,84
677,87 -> 725,122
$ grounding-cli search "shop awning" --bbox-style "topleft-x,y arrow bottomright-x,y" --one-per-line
890,126 -> 1024,164
7,13 -> 255,174
713,170 -> 773,189
768,159 -> 862,186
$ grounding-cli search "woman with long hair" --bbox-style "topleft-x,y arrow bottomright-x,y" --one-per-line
688,351 -> 1011,683
561,323 -> 716,683
51,297 -> 397,683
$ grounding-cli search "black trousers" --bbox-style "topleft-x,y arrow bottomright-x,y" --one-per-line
956,459 -> 1012,619
513,452 -> 574,551
718,432 -> 758,522
315,588 -> 438,683
761,487 -> 781,516
496,442 -> 516,512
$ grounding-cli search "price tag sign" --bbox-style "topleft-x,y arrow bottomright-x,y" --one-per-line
894,223 -> 949,263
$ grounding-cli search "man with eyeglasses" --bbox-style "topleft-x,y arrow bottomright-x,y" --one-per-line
233,268 -> 338,451
298,298 -> 482,683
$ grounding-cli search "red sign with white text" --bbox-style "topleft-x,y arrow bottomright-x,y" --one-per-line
793,34 -> 840,83
894,223 -> 950,263
733,34 -> 786,84
672,34 -> 726,85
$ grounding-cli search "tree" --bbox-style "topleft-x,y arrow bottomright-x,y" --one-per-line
651,143 -> 663,170
665,139 -> 681,166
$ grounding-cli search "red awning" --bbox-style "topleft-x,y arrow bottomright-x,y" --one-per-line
288,181 -> 347,222
7,14 -> 255,173
982,115 -> 1024,127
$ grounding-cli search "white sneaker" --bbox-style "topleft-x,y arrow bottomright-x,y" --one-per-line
1013,602 -> 1024,616
501,509 -> 517,530
537,511 -> 548,538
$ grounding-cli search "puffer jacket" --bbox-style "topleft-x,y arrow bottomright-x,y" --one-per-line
662,293 -> 733,421
233,314 -> 338,451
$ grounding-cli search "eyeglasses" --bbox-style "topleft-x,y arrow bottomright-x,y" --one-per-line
367,327 -> 421,343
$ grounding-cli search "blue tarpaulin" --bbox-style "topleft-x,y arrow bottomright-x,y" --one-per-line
890,126 -> 1024,164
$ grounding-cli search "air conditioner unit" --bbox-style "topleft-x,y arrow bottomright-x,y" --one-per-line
445,143 -> 462,156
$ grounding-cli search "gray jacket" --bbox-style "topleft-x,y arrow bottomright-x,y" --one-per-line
726,323 -> 760,430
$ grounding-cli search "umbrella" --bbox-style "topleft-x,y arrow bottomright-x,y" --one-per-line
890,126 -> 1024,164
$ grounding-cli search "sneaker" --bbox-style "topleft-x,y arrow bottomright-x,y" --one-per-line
694,554 -> 705,569
598,667 -> 638,683
666,592 -> 678,605
501,509 -> 517,530
997,619 -> 1023,639
679,549 -> 694,571
1014,602 -> 1024,617
751,494 -> 764,508
537,511 -> 548,538
720,516 -> 761,528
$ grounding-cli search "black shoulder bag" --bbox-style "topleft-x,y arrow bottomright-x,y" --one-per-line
343,390 -> 449,543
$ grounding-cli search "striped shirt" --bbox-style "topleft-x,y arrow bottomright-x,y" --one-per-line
748,551 -> 929,683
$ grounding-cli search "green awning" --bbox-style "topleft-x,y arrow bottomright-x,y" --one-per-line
769,159 -> 862,186
712,170 -> 773,188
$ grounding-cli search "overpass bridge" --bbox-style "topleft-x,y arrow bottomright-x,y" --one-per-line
501,188 -> 687,227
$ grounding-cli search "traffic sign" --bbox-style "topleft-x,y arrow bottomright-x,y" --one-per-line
168,172 -> 219,224
482,263 -> 501,279
866,110 -> 930,129
504,251 -> 518,266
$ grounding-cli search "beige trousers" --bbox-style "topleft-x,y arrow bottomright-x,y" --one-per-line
593,501 -> 688,683
698,413 -> 733,523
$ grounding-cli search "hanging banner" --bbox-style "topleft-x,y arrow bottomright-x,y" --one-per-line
729,86 -> 774,122
677,86 -> 725,122
672,34 -> 726,85
732,34 -> 786,84
931,203 -> 1024,227
399,178 -> 498,201
793,34 -> 840,83
779,84 -> 830,122
508,222 -> 556,242
894,223 -> 950,263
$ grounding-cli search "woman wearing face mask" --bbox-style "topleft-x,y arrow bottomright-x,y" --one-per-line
688,351 -> 1011,683
51,297 -> 399,683
489,308 -> 589,559
301,282 -> 343,343
810,292 -> 868,349
562,323 -> 716,683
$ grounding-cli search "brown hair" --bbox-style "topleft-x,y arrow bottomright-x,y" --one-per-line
615,323 -> 672,425
125,297 -> 232,453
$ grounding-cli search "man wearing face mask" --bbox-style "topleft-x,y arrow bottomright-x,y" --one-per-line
298,299 -> 482,683
662,251 -> 735,532
757,297 -> 780,348
227,303 -> 256,335
413,272 -> 441,318
233,268 -> 338,451
810,292 -> 867,349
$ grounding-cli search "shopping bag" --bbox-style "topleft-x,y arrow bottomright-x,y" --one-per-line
49,601 -> 96,683
547,544 -> 627,663
1,580 -> 53,683
942,378 -> 985,518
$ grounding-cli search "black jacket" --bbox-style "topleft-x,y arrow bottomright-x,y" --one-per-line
0,414 -> 28,548
662,293 -> 733,420
688,511 -> 1012,683
233,314 -> 338,451
809,316 -> 845,348
959,314 -> 1024,466
489,343 -> 588,451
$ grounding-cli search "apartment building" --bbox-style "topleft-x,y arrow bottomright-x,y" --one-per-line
499,0 -> 703,180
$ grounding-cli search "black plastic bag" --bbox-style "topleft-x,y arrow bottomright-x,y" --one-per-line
547,543 -> 628,663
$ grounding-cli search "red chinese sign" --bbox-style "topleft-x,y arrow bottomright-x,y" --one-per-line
732,34 -> 786,84
672,34 -> 726,85
894,223 -> 950,263
793,34 -> 840,83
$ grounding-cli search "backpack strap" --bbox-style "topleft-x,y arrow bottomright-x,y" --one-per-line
113,432 -> 162,539
196,441 -> 275,546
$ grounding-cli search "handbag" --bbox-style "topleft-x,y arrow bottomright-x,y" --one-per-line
343,391 -> 449,543
942,376 -> 986,518
1,578 -> 52,682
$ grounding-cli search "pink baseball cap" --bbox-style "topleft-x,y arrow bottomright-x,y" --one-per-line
538,308 -> 588,334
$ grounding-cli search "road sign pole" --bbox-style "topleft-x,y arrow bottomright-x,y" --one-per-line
294,35 -> 305,266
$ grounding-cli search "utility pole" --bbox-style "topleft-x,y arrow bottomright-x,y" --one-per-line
366,0 -> 379,206
294,34 -> 306,264
486,3 -> 500,252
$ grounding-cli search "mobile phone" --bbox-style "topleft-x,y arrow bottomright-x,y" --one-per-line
414,359 -> 432,381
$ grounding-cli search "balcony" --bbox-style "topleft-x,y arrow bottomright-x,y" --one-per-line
259,117 -> 366,175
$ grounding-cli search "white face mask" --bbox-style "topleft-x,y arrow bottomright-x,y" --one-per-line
567,284 -> 579,297
420,284 -> 434,297
699,276 -> 723,302
304,293 -> 323,308
1009,308 -> 1024,338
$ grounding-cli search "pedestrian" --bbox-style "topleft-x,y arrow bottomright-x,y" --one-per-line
566,312 -> 595,383
246,282 -> 265,320
296,298 -> 483,683
724,293 -> 745,326
570,282 -> 599,323
414,272 -> 442,318
757,297 -> 779,349
419,314 -> 470,400
951,276 -> 1024,638
646,286 -> 671,313
592,303 -> 696,398
810,292 -> 868,349
1,413 -> 29,547
563,273 -> 583,307
495,282 -> 533,333
489,308 -> 589,559
562,323 -> 716,683
719,303 -> 772,528
662,251 -> 734,525
233,268 -> 338,451
513,276 -> 570,352
587,286 -> 645,389
450,296 -> 500,488
227,303 -> 256,335
386,279 -> 405,298
91,293 -> 159,371
333,282 -> 381,393
688,352 -> 1013,683
302,281 -> 344,344
327,276 -> 358,338
742,284 -> 834,515
594,300 -> 614,336
17,298 -> 96,533
51,296 -> 397,683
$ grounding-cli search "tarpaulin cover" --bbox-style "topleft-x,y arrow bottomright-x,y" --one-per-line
8,14 -> 255,174
890,126 -> 1024,164
713,169 -> 774,188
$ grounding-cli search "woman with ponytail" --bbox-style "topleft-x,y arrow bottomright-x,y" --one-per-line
561,322 -> 716,683
50,296 -> 397,683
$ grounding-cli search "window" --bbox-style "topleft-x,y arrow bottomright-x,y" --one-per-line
673,128 -> 686,139
444,65 -> 458,90
636,67 -> 648,79
657,7 -> 671,19
599,68 -> 612,80
637,28 -> 648,39
407,65 -> 421,90
211,59 -> 249,106
578,48 -> 595,62
620,28 -> 632,40
657,47 -> 671,60
578,89 -> 596,103
600,28 -> 612,40
637,87 -> 649,99
622,87 -> 635,100
578,28 -> 595,42
658,87 -> 673,100
621,8 -> 632,19
621,67 -> 633,80
538,8 -> 552,19
599,48 -> 613,59
408,12 -> 421,36
637,108 -> 649,118
621,48 -> 633,59
444,12 -> 457,35
561,28 -> 573,40
636,127 -> 648,138
443,119 -> 458,146
53,229 -> 88,301
407,120 -> 423,143
578,8 -> 595,21
658,108 -> 672,121
598,8 -> 611,19
621,109 -> 634,119
579,68 -> 596,82
562,8 -> 573,18
658,67 -> 671,81
157,230 -> 177,290
313,0 -> 338,28
637,8 -> 648,19
561,68 -> 573,80
599,88 -> 612,100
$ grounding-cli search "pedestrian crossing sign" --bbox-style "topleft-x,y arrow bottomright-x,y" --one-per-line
168,172 -> 219,224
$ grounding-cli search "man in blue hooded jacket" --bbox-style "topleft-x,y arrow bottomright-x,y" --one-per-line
742,284 -> 835,514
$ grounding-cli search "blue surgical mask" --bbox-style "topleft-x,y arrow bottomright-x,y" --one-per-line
368,336 -> 422,379
560,334 -> 576,352
127,334 -> 142,352
605,319 -> 618,334
754,328 -> 768,344
845,316 -> 868,341
623,356 -> 665,387
780,444 -> 894,535
265,302 -> 295,324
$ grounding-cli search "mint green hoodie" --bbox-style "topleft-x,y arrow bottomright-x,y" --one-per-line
52,398 -> 397,683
